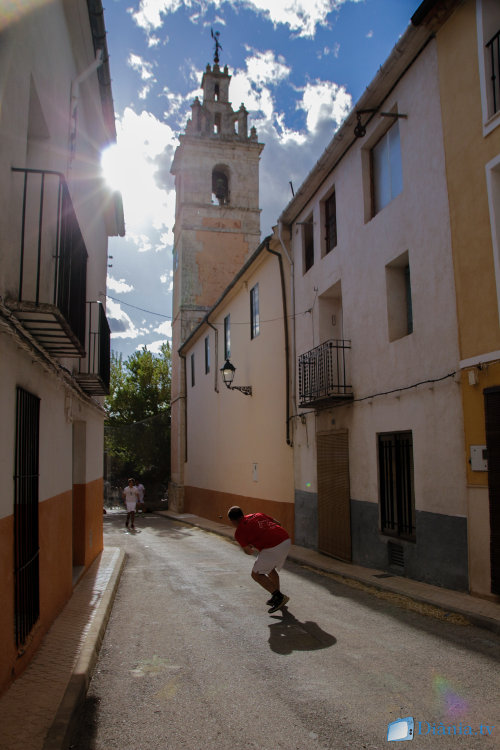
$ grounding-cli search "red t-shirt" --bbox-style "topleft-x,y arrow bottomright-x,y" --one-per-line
234,513 -> 289,551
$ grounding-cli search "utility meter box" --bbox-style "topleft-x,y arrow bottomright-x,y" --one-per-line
470,445 -> 488,472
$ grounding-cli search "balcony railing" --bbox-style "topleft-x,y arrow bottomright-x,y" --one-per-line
75,302 -> 111,395
486,29 -> 500,116
298,339 -> 353,408
8,168 -> 88,357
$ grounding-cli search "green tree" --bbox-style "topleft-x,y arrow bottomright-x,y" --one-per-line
104,343 -> 171,502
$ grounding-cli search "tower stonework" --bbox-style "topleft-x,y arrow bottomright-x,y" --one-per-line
169,61 -> 264,511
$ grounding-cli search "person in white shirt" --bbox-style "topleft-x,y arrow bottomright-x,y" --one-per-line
122,478 -> 139,530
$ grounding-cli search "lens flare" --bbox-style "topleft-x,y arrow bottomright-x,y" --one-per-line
433,675 -> 468,719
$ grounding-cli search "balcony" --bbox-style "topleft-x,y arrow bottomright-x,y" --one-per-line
7,168 -> 88,357
298,339 -> 353,409
75,302 -> 111,395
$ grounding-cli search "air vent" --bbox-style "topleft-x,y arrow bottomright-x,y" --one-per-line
388,541 -> 405,568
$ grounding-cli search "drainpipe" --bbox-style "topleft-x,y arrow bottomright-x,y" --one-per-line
265,237 -> 292,446
68,50 -> 104,171
278,221 -> 296,444
206,319 -> 219,393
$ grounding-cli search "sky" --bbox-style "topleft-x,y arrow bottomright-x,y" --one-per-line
101,0 -> 419,360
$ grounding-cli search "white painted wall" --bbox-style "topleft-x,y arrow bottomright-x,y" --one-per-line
291,40 -> 467,517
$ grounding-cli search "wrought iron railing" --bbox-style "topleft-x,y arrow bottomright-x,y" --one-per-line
486,29 -> 500,116
10,167 -> 88,355
298,339 -> 352,407
76,301 -> 111,395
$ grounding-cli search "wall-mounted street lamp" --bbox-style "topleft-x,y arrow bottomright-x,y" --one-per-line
220,359 -> 252,396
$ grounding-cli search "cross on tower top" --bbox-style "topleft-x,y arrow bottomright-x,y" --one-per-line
211,28 -> 222,65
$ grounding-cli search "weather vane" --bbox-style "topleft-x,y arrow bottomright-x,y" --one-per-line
211,28 -> 222,64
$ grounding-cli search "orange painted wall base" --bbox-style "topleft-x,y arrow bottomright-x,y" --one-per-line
184,485 -> 294,540
0,478 -> 104,697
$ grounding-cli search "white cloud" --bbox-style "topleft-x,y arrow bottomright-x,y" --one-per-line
297,79 -> 352,134
131,0 -> 363,39
128,53 -> 157,99
154,320 -> 173,338
143,339 -> 171,353
107,299 -> 148,339
107,277 -> 134,293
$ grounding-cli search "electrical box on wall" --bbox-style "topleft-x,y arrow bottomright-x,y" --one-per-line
470,445 -> 488,472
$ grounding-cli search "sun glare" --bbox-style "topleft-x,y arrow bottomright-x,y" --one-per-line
101,142 -> 164,228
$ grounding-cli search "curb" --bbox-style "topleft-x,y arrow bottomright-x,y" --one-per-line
42,548 -> 127,750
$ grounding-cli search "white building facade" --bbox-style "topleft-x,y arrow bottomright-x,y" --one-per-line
280,13 -> 468,589
0,0 -> 123,693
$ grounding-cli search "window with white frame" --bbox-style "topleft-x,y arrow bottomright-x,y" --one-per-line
224,314 -> 231,358
486,154 -> 500,324
477,0 -> 500,133
371,120 -> 403,216
250,283 -> 259,339
385,251 -> 413,342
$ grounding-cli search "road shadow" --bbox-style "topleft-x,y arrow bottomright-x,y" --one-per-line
281,560 -> 500,661
268,607 -> 336,655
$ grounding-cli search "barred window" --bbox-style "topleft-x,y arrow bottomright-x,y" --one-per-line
378,431 -> 415,540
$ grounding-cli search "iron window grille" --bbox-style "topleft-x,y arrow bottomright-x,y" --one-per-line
14,387 -> 40,648
378,431 -> 415,540
324,191 -> 337,254
75,301 -> 111,395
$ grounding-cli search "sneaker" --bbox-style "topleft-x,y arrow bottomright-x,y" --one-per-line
266,593 -> 279,606
268,594 -> 289,613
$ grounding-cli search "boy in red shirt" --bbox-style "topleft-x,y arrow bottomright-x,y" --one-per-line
228,506 -> 291,612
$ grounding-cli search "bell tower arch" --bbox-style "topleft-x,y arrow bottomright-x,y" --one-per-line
169,41 -> 264,510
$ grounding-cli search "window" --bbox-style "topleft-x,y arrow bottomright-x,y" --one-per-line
378,431 -> 415,540
205,335 -> 210,374
323,191 -> 337,255
303,215 -> 314,273
385,251 -> 413,341
191,353 -> 195,387
250,284 -> 260,339
224,314 -> 231,358
371,120 -> 403,215
14,387 -> 40,647
477,0 -> 500,131
486,154 -> 500,323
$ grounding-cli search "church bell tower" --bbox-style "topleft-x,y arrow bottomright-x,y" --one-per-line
169,36 -> 264,511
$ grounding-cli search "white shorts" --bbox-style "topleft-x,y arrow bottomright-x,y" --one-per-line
252,538 -> 291,575
126,502 -> 136,512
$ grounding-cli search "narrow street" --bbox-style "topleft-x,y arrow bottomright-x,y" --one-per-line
71,511 -> 500,750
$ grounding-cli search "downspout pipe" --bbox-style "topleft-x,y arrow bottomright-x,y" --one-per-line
278,220 -> 296,440
265,238 -> 292,446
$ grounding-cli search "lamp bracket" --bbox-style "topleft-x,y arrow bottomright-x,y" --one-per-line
228,384 -> 253,396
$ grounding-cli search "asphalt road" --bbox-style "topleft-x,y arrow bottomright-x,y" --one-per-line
70,510 -> 500,750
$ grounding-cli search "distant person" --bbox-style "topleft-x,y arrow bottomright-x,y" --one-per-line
136,481 -> 145,512
122,478 -> 139,531
228,506 -> 291,612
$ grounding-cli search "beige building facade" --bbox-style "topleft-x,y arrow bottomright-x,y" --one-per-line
179,236 -> 294,530
0,0 -> 122,693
